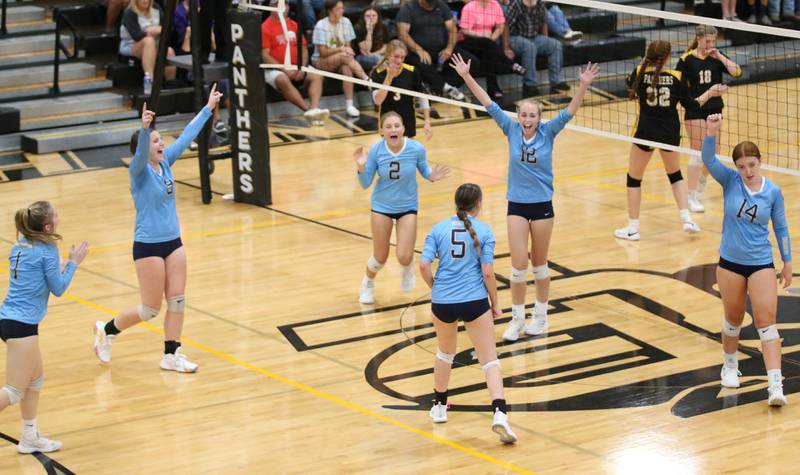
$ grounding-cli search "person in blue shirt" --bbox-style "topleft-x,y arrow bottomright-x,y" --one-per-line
703,113 -> 792,406
419,183 -> 516,444
93,84 -> 222,373
450,53 -> 599,342
354,111 -> 450,304
0,201 -> 88,454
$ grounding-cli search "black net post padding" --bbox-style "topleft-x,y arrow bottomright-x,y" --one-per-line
189,0 -> 213,204
228,9 -> 271,206
150,0 -> 176,125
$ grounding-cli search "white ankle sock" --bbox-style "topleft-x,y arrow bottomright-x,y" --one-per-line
628,218 -> 640,232
723,351 -> 737,368
534,300 -> 548,317
680,209 -> 691,222
511,304 -> 525,320
768,369 -> 782,385
22,418 -> 37,440
346,99 -> 354,108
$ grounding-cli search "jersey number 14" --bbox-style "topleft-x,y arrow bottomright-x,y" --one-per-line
736,198 -> 758,223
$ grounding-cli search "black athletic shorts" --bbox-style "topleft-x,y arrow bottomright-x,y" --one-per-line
718,257 -> 774,279
432,298 -> 491,323
372,209 -> 418,221
507,201 -> 554,221
685,107 -> 723,121
0,319 -> 39,342
133,237 -> 183,261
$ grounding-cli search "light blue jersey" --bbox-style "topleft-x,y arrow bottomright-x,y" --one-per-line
486,102 -> 573,203
358,138 -> 432,214
420,215 -> 495,303
0,239 -> 76,325
702,136 -> 792,266
131,107 -> 212,243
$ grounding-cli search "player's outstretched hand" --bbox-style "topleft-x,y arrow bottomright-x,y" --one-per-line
429,163 -> 451,182
579,62 -> 600,86
206,82 -> 223,110
353,146 -> 367,171
449,53 -> 472,78
69,241 -> 89,266
141,102 -> 155,129
708,83 -> 728,97
706,113 -> 723,135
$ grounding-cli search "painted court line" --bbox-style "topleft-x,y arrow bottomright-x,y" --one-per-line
60,289 -> 535,475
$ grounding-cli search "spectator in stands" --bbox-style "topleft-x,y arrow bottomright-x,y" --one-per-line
767,0 -> 800,22
746,0 -> 772,24
721,0 -> 744,21
545,4 -> 582,42
503,0 -> 569,97
105,0 -> 130,34
174,0 -> 194,54
199,0 -> 230,62
263,0 -> 330,125
289,0 -> 326,34
312,0 -> 370,118
396,0 -> 477,101
353,6 -> 389,72
457,0 -> 526,99
120,0 -> 177,94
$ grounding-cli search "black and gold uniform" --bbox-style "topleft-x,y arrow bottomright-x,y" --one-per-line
371,62 -> 425,138
627,65 -> 700,150
676,50 -> 741,120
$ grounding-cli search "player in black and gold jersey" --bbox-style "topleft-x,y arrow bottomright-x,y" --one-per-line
614,40 -> 726,242
677,25 -> 742,213
371,40 -> 432,139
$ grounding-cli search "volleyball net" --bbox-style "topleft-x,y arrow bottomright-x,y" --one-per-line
222,0 -> 800,206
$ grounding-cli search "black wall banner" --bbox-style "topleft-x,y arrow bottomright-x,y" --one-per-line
229,10 -> 271,206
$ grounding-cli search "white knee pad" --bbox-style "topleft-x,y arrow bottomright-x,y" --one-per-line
436,349 -> 455,365
758,324 -> 780,342
28,374 -> 44,392
137,304 -> 160,321
481,359 -> 500,372
532,263 -> 549,280
2,384 -> 23,405
367,256 -> 385,274
688,154 -> 704,166
167,294 -> 186,313
722,318 -> 741,337
510,266 -> 527,283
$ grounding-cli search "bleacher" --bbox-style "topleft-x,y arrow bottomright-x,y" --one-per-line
0,0 -> 797,155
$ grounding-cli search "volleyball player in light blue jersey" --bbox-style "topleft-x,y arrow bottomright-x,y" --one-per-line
0,201 -> 88,454
93,84 -> 222,373
419,183 -> 516,444
703,114 -> 792,406
451,54 -> 600,341
354,111 -> 450,304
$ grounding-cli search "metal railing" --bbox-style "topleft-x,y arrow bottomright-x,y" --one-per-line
50,7 -> 80,95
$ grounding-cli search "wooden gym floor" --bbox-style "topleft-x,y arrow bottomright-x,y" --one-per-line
0,103 -> 799,474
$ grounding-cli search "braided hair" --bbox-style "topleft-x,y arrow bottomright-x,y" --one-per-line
630,40 -> 671,103
454,183 -> 483,258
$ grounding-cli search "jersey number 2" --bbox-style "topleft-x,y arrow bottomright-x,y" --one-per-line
12,251 -> 21,279
389,161 -> 400,180
736,199 -> 758,223
451,229 -> 467,259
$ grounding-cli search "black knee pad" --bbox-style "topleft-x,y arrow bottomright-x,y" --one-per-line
667,170 -> 683,184
626,174 -> 642,188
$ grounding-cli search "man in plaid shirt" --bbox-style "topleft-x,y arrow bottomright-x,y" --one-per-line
502,0 -> 569,96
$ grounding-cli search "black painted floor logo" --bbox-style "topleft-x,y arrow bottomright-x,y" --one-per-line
0,432 -> 74,474
279,259 -> 800,418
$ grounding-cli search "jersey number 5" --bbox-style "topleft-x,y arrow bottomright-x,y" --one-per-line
388,161 -> 400,180
451,229 -> 467,259
12,251 -> 21,279
736,199 -> 758,223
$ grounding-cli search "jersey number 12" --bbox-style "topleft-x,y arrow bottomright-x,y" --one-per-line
736,198 -> 758,223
